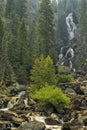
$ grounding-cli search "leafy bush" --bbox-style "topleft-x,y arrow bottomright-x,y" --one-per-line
58,65 -> 70,74
30,55 -> 57,91
0,85 -> 10,96
32,84 -> 71,109
57,74 -> 75,84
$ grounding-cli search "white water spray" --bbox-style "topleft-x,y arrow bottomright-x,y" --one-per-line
56,12 -> 77,69
66,13 -> 77,40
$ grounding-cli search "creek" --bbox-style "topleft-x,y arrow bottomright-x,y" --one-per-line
0,91 -> 62,130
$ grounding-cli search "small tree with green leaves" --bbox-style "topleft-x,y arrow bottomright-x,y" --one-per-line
30,55 -> 56,91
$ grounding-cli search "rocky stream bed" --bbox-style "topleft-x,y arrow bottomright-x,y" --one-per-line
0,75 -> 87,130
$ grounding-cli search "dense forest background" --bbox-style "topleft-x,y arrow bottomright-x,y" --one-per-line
0,0 -> 87,85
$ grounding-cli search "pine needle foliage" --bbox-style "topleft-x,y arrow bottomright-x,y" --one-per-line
30,55 -> 57,91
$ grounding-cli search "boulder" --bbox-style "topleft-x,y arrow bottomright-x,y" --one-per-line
65,88 -> 76,98
80,85 -> 87,95
62,123 -> 71,130
45,117 -> 60,125
0,121 -> 11,130
36,104 -> 54,115
17,121 -> 45,130
0,110 -> 24,126
83,118 -> 87,126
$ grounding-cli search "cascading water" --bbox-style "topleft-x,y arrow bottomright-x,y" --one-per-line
66,13 -> 77,40
7,96 -> 19,109
29,114 -> 62,130
57,12 -> 77,69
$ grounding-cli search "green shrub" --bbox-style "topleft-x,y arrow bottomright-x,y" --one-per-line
32,84 -> 71,109
0,85 -> 10,96
58,65 -> 70,74
57,74 -> 75,84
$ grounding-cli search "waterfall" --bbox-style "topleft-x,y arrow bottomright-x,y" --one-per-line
29,115 -> 62,130
7,91 -> 26,109
66,13 -> 77,40
7,96 -> 19,109
65,48 -> 74,59
24,98 -> 29,107
56,12 -> 77,69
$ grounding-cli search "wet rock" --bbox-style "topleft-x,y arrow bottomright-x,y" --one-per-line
62,123 -> 71,130
45,117 -> 60,125
36,104 -> 54,115
50,113 -> 59,121
80,85 -> 87,95
83,118 -> 87,126
70,125 -> 86,130
81,99 -> 87,107
0,120 -> 11,130
72,95 -> 84,110
65,88 -> 76,98
10,116 -> 24,125
0,110 -> 24,126
17,121 -> 45,130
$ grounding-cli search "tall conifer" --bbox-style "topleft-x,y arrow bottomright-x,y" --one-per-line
36,0 -> 57,62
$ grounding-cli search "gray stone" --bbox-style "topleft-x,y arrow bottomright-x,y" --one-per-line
18,121 -> 45,130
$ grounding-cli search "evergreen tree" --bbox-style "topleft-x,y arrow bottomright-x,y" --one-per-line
51,0 -> 58,13
28,21 -> 37,68
0,23 -> 15,85
17,18 -> 28,84
79,0 -> 87,40
27,0 -> 39,23
10,12 -> 19,36
5,0 -> 16,18
18,18 -> 28,65
30,55 -> 56,91
0,17 -> 4,64
51,0 -> 58,25
8,13 -> 19,68
0,0 -> 4,17
0,17 -> 4,43
36,0 -> 57,62
16,0 -> 27,19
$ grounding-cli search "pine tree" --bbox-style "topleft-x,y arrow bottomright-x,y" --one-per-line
5,0 -> 16,18
27,0 -> 39,23
51,0 -> 58,25
8,13 -> 19,67
51,0 -> 58,13
16,18 -> 28,84
18,18 -> 28,65
28,21 -> 37,68
30,55 -> 56,91
0,0 -> 4,17
0,17 -> 4,43
0,17 -> 4,65
16,0 -> 27,19
79,0 -> 87,40
36,0 -> 57,62
10,12 -> 19,36
0,23 -> 15,85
